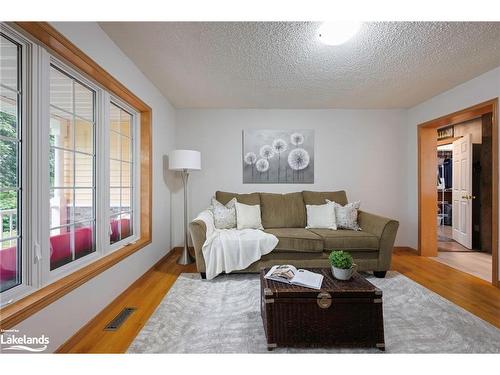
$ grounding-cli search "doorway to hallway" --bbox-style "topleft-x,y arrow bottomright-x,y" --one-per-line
418,99 -> 499,286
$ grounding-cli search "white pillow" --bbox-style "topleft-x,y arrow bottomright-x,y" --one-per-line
326,200 -> 361,231
306,202 -> 337,230
209,197 -> 237,229
235,202 -> 263,230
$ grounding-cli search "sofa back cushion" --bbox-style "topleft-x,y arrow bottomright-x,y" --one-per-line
302,190 -> 348,206
215,191 -> 261,206
260,192 -> 306,228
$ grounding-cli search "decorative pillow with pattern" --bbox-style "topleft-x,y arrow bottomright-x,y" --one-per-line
209,197 -> 237,229
326,200 -> 361,231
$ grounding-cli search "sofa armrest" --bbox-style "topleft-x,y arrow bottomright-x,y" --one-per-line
188,210 -> 215,273
189,220 -> 207,272
357,210 -> 399,270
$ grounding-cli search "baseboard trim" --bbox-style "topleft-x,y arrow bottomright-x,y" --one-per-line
393,246 -> 418,253
171,246 -> 195,254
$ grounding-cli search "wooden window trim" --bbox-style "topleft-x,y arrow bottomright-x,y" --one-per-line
0,22 -> 153,329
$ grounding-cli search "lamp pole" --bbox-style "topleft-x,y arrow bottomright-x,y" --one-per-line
169,150 -> 200,265
178,168 -> 195,265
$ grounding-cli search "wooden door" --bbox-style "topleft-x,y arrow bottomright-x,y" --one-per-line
452,134 -> 473,248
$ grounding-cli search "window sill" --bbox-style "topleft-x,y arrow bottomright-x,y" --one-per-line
0,237 -> 151,330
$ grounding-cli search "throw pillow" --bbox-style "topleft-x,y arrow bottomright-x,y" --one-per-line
210,197 -> 237,229
327,200 -> 361,231
305,202 -> 337,230
235,202 -> 264,230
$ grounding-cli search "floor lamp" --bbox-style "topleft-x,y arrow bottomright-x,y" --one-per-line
169,150 -> 201,265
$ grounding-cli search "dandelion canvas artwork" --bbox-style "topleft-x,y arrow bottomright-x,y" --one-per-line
243,129 -> 314,183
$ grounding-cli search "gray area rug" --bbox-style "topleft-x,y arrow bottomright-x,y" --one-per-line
127,271 -> 500,353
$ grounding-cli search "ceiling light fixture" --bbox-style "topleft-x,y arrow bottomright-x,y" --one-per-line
318,21 -> 362,46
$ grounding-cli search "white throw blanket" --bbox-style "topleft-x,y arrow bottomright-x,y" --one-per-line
194,210 -> 278,280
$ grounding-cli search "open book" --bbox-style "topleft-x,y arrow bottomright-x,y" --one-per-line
264,265 -> 324,290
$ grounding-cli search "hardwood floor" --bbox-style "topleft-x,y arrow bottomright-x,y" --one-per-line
437,225 -> 475,252
434,251 -> 492,282
56,248 -> 196,353
392,248 -> 499,327
438,241 -> 475,252
57,247 -> 500,353
436,224 -> 493,282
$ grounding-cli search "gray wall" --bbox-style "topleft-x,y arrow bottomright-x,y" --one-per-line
174,109 -> 408,246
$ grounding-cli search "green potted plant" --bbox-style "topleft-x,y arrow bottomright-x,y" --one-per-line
328,250 -> 357,280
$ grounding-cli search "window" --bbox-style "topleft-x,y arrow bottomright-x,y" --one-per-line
0,23 -> 152,328
49,65 -> 96,271
109,102 -> 135,245
0,33 -> 22,293
0,22 -> 151,315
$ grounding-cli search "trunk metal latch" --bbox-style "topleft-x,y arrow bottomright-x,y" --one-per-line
317,292 -> 332,309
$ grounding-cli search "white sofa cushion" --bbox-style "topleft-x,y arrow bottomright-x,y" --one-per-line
306,201 -> 337,230
235,202 -> 264,230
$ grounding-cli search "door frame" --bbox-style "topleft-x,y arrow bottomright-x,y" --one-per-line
417,98 -> 499,287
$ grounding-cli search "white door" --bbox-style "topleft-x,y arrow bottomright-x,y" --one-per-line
452,134 -> 473,248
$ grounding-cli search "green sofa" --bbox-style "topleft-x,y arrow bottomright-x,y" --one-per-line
189,190 -> 399,279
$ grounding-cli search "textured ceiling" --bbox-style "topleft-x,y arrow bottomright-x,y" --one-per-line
99,22 -> 500,109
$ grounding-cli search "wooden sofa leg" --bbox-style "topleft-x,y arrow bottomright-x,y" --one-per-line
373,271 -> 387,278
200,272 -> 206,280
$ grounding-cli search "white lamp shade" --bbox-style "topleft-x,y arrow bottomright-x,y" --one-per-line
169,149 -> 201,171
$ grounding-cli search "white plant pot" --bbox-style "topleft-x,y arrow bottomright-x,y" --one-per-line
331,264 -> 357,280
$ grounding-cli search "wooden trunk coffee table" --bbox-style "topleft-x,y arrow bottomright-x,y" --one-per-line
260,268 -> 385,351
